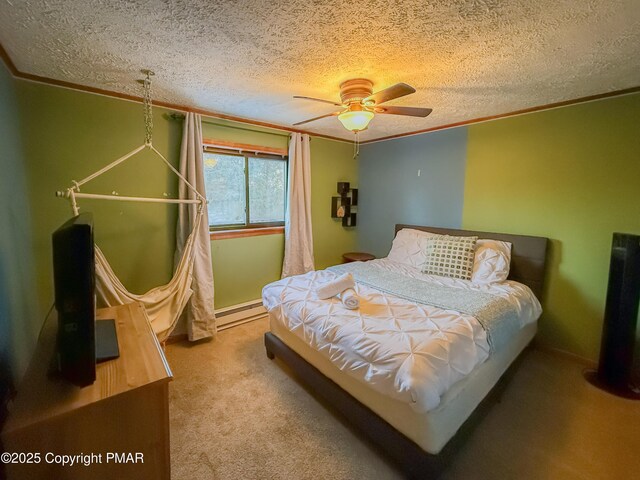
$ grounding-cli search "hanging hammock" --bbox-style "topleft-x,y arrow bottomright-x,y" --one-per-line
93,226 -> 198,341
56,70 -> 206,342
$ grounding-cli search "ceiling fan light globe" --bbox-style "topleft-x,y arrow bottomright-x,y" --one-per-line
338,110 -> 374,132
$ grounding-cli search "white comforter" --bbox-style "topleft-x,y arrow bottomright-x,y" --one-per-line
262,259 -> 541,412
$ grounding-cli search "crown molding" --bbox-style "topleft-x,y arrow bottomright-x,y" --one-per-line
2,41 -> 638,145
0,42 -> 350,143
360,86 -> 640,144
0,43 -> 18,76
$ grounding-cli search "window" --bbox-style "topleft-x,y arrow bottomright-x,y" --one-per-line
203,150 -> 287,230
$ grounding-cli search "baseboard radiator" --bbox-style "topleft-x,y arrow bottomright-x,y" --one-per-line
215,299 -> 267,331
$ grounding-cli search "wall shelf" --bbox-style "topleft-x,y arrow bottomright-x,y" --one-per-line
331,182 -> 357,227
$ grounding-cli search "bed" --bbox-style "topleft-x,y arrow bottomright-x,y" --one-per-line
262,225 -> 548,478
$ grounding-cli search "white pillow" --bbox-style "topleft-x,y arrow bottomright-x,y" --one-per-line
471,239 -> 512,284
387,229 -> 440,269
422,235 -> 478,280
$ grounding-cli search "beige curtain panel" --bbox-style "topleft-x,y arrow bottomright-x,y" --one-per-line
282,132 -> 315,278
175,112 -> 217,341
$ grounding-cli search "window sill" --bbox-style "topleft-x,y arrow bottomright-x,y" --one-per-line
210,226 -> 285,240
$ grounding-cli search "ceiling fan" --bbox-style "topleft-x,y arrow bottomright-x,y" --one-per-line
293,79 -> 432,132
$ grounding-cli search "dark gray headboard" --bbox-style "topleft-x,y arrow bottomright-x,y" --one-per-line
395,224 -> 549,300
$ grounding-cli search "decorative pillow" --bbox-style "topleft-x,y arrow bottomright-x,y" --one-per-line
387,229 -> 441,269
471,239 -> 512,284
422,235 -> 478,280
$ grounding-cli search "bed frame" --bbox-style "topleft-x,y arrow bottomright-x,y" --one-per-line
265,225 -> 548,479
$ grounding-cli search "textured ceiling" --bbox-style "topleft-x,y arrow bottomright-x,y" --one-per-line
1,0 -> 639,141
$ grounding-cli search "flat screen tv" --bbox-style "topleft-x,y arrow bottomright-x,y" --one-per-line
52,213 -> 96,386
52,213 -> 119,387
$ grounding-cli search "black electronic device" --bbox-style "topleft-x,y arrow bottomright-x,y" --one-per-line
96,319 -> 120,362
585,232 -> 640,399
52,213 -> 120,387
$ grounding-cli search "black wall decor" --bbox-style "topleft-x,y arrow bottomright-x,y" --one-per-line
337,182 -> 351,196
331,182 -> 358,227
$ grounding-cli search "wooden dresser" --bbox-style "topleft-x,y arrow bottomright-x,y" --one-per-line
1,302 -> 172,480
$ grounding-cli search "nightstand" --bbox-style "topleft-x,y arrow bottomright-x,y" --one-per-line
342,252 -> 375,263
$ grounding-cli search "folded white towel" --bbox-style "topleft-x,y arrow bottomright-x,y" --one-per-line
316,273 -> 355,300
340,288 -> 360,310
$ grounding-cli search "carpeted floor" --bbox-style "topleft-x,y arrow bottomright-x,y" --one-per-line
166,318 -> 640,479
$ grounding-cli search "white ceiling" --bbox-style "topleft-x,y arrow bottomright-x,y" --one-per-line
1,0 -> 638,141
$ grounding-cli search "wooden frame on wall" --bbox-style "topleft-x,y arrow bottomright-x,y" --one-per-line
202,146 -> 288,233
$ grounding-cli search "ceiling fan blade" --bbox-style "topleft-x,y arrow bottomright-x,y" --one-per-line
363,83 -> 416,105
293,112 -> 340,126
293,95 -> 344,107
375,106 -> 433,117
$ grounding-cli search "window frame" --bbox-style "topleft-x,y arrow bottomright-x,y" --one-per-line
203,147 -> 288,232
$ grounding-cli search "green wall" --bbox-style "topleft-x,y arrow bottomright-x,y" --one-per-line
16,80 -> 183,330
310,137 -> 358,269
4,63 -> 637,366
202,121 -> 358,310
202,119 -> 289,310
211,234 -> 285,308
463,93 -> 640,360
0,64 -> 40,381
12,79 -> 356,342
